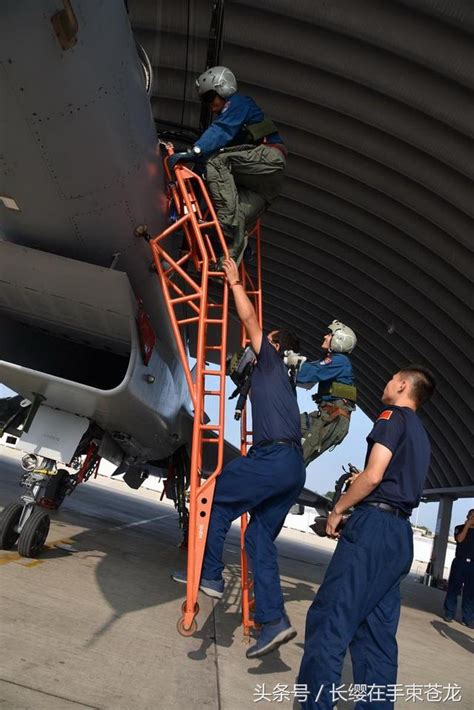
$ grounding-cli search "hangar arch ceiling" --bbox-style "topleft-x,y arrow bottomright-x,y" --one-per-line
129,0 -> 474,493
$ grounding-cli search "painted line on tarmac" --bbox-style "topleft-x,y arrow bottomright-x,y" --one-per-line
109,512 -> 173,531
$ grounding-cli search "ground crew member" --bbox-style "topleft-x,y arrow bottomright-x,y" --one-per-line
169,66 -> 287,264
173,258 -> 305,659
443,509 -> 474,628
296,320 -> 357,465
298,364 -> 436,709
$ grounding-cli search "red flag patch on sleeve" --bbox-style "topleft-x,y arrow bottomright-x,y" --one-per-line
377,410 -> 393,421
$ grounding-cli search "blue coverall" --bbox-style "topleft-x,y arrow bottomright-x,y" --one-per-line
297,353 -> 354,395
443,524 -> 474,625
298,405 -> 431,708
201,336 -> 306,623
195,93 -> 283,155
296,354 -> 356,465
194,94 -> 286,259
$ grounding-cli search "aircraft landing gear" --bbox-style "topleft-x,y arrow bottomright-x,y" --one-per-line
0,457 -> 73,558
0,500 -> 51,558
0,502 -> 23,549
17,507 -> 51,558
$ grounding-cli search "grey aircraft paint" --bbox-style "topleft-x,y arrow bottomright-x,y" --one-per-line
0,0 -> 192,462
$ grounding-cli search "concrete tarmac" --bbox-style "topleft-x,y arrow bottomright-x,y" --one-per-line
0,448 -> 472,709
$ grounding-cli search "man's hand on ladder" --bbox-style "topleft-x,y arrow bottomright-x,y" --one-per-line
168,146 -> 202,171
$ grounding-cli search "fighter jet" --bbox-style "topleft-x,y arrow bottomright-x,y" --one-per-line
0,1 -> 327,558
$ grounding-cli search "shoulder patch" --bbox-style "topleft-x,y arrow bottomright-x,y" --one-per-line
377,409 -> 393,421
319,356 -> 332,365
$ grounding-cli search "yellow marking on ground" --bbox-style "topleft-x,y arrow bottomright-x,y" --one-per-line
0,537 -> 76,567
0,552 -> 21,564
21,560 -> 44,568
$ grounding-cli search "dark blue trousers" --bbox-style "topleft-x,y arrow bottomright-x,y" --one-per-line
443,558 -> 474,624
201,443 -> 306,623
298,505 -> 413,709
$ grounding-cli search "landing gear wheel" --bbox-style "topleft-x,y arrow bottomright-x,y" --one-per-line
17,509 -> 50,558
0,503 -> 23,549
181,600 -> 199,614
177,616 -> 198,637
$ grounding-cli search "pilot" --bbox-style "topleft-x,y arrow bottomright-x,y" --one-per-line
296,320 -> 357,466
298,365 -> 436,709
169,66 -> 287,265
173,258 -> 305,659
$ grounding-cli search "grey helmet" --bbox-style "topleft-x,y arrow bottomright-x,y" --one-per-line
328,320 -> 357,354
195,66 -> 237,99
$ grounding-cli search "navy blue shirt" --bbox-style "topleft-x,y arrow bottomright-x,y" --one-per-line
249,335 -> 301,446
195,93 -> 282,156
454,525 -> 474,559
363,406 -> 431,515
297,353 -> 354,401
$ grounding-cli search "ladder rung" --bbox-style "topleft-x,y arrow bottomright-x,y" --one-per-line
170,293 -> 201,305
203,370 -> 224,376
205,345 -> 222,351
201,424 -> 221,431
178,316 -> 199,325
206,319 -> 223,325
202,438 -> 219,444
204,390 -> 221,396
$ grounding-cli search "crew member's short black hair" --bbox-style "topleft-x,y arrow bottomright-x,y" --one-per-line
399,364 -> 436,406
201,89 -> 218,104
271,329 -> 301,354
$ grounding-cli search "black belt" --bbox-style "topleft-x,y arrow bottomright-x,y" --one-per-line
256,439 -> 297,448
365,502 -> 410,520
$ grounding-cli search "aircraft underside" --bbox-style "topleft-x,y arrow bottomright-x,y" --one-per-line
0,1 -> 328,567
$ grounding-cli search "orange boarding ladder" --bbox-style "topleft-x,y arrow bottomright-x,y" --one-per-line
147,145 -> 230,635
237,222 -> 264,639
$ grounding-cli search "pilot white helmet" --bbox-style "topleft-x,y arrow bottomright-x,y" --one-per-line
328,320 -> 357,354
195,66 -> 237,99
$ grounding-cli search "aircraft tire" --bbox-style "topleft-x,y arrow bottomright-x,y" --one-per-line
0,502 -> 23,549
17,509 -> 50,558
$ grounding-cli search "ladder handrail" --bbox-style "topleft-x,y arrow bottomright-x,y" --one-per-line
238,222 -> 263,638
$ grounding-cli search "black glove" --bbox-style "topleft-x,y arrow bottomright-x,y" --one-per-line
168,146 -> 202,171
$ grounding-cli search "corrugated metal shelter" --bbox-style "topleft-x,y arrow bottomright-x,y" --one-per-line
129,0 -> 474,498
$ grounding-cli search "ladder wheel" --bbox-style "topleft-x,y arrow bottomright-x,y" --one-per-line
17,509 -> 50,558
181,600 -> 199,614
177,616 -> 197,637
0,502 -> 23,549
